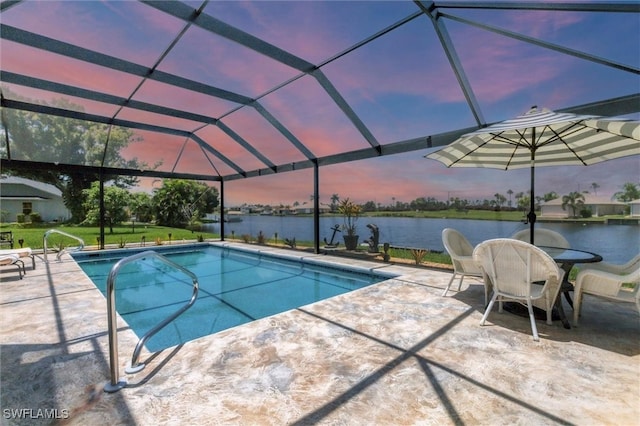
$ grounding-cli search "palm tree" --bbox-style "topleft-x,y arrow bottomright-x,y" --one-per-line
590,182 -> 600,196
613,182 -> 640,202
561,191 -> 585,218
330,194 -> 340,212
507,189 -> 513,208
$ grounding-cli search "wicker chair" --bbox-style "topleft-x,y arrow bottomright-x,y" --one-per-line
581,254 -> 640,275
441,228 -> 484,301
511,228 -> 570,248
573,254 -> 640,326
473,238 -> 565,341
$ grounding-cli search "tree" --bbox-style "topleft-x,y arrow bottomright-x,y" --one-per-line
561,191 -> 585,218
543,191 -> 559,202
362,201 -> 377,212
613,182 -> 640,202
493,193 -> 507,209
82,182 -> 131,233
330,194 -> 340,212
590,182 -> 600,196
153,180 -> 219,227
507,189 -> 513,207
1,89 -> 148,222
515,192 -> 530,215
129,192 -> 154,223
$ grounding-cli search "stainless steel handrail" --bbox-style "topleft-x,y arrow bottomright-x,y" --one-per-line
43,229 -> 85,262
104,250 -> 199,393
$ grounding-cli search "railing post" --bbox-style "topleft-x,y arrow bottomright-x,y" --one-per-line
103,251 -> 198,393
43,229 -> 85,263
104,264 -> 126,392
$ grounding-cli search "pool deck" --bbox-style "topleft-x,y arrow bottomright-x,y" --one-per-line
1,242 -> 638,425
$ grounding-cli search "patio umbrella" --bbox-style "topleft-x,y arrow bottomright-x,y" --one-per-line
426,106 -> 640,244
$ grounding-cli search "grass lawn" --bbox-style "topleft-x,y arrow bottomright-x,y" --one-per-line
0,223 -> 219,250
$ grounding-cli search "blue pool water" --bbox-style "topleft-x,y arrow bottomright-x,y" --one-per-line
74,245 -> 392,351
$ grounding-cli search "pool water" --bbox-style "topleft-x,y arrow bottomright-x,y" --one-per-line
75,245 -> 391,351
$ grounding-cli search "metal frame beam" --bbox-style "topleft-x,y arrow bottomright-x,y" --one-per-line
142,0 -> 316,73
1,71 -> 220,124
144,1 -> 382,153
439,12 -> 639,75
0,158 -> 221,181
0,25 -> 253,105
216,121 -> 276,171
434,2 -> 639,13
0,97 -> 245,175
252,102 -> 317,161
2,94 -> 637,181
415,1 -> 486,127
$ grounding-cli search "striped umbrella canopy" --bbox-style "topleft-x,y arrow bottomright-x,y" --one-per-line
426,106 -> 640,244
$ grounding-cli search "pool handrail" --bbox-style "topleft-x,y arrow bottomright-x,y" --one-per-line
43,229 -> 85,262
104,250 -> 199,393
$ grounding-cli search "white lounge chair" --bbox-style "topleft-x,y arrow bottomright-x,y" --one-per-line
473,238 -> 564,341
0,254 -> 24,279
0,248 -> 35,270
573,255 -> 640,326
441,228 -> 484,301
511,228 -> 570,248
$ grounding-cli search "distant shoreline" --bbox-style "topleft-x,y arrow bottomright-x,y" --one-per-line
285,209 -> 639,225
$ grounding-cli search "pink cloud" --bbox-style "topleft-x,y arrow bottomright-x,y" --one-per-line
506,10 -> 584,39
2,42 -> 143,97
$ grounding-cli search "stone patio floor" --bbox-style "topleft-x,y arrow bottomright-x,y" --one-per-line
1,242 -> 638,425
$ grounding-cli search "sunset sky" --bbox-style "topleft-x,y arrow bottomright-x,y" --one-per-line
1,1 -> 638,207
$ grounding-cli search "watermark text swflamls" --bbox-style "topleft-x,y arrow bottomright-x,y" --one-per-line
3,408 -> 70,420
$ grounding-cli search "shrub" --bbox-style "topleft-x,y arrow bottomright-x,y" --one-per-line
29,212 -> 43,223
16,213 -> 25,224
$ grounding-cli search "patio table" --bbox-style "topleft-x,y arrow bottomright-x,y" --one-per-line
540,246 -> 602,328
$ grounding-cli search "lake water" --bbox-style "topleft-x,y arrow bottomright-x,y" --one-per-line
203,215 -> 639,263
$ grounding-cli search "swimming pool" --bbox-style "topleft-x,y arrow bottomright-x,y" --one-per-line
74,244 -> 394,351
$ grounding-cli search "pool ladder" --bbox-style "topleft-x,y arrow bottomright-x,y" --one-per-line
43,229 -> 85,262
104,250 -> 199,393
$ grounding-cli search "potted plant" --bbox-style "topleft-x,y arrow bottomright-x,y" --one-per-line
338,198 -> 361,250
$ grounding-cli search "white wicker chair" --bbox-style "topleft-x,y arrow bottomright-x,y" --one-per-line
580,254 -> 640,275
511,228 -> 570,248
473,238 -> 565,341
573,255 -> 640,326
441,228 -> 484,301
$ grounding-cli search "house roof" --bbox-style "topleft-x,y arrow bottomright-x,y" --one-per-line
542,194 -> 626,206
1,1 -> 638,184
0,175 -> 62,197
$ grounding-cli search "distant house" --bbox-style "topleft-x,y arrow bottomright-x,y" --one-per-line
540,195 -> 626,218
0,176 -> 70,222
630,199 -> 640,217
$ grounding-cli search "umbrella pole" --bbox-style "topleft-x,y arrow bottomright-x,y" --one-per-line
528,149 -> 536,245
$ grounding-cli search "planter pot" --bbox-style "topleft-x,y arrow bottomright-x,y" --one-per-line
343,235 -> 359,251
